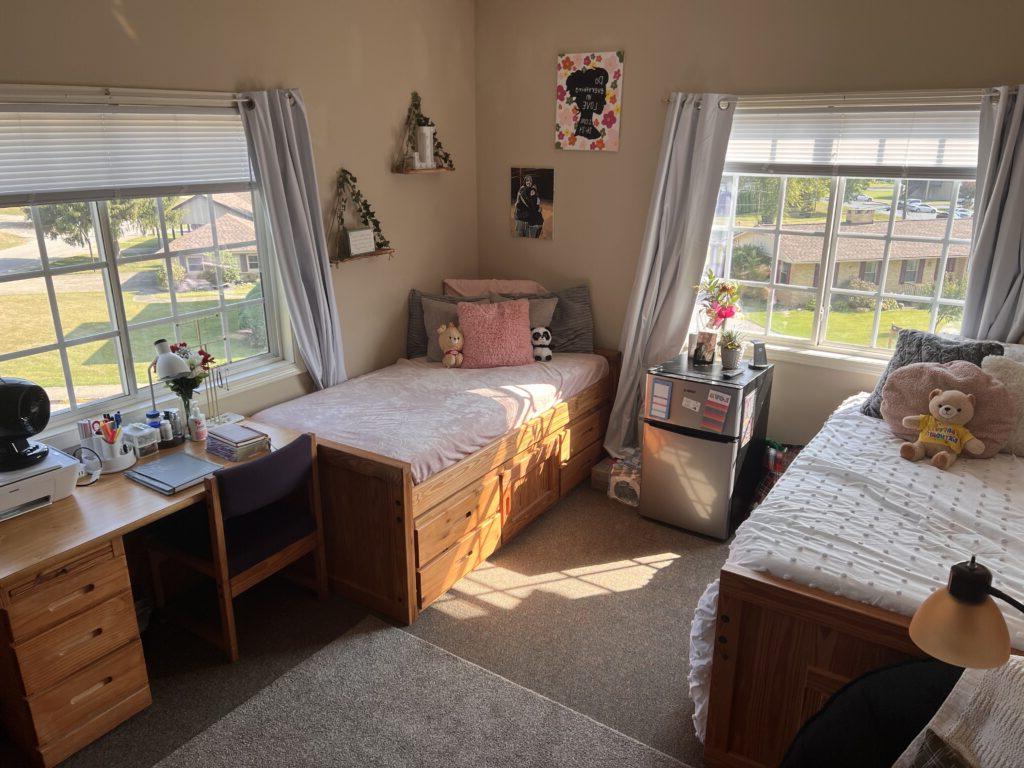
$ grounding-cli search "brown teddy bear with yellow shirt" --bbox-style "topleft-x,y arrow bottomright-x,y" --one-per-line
899,388 -> 986,470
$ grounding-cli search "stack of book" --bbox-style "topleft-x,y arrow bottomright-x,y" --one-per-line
205,423 -> 271,462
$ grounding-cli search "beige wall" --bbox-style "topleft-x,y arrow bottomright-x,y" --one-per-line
0,0 -> 478,384
475,0 -> 1024,442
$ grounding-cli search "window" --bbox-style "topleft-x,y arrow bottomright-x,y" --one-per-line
0,104 -> 276,416
704,97 -> 979,352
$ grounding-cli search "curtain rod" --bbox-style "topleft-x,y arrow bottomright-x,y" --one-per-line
0,84 -> 249,110
660,88 -> 995,107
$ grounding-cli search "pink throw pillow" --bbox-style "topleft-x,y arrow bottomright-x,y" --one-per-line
457,299 -> 534,368
880,360 -> 1016,458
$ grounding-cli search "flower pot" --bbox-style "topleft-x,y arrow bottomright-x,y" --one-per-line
692,331 -> 718,365
720,345 -> 742,370
416,126 -> 436,168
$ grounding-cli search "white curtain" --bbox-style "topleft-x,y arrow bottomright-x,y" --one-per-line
963,85 -> 1024,343
241,89 -> 346,389
604,93 -> 735,457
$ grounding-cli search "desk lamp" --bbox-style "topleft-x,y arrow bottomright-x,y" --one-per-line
909,556 -> 1024,668
147,338 -> 191,416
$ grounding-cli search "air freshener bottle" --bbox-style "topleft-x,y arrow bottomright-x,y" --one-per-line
189,402 -> 208,441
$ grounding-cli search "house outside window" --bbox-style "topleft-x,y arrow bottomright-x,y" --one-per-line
0,103 -> 278,416
703,96 -> 979,352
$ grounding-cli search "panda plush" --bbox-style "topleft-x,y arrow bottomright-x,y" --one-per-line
531,327 -> 553,362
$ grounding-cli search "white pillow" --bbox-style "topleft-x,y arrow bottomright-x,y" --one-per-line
981,355 -> 1024,455
1001,341 -> 1024,363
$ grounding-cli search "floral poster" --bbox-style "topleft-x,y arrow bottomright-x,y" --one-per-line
555,51 -> 623,152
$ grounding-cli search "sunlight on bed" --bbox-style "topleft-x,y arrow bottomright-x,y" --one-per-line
429,552 -> 681,619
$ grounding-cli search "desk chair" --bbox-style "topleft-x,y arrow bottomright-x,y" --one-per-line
148,433 -> 327,662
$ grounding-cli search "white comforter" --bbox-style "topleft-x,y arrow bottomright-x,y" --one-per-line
688,395 -> 1024,740
253,354 -> 609,484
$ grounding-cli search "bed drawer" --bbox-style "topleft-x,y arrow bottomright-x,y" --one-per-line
415,474 -> 502,567
417,515 -> 501,610
5,556 -> 131,642
28,639 -> 148,748
561,408 -> 607,462
561,439 -> 604,497
14,591 -> 140,696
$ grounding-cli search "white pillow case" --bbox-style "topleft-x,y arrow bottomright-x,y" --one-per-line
982,354 -> 1024,455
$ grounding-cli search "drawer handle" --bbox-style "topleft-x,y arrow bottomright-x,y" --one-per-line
464,510 -> 472,519
47,583 -> 96,613
58,627 -> 103,657
70,676 -> 113,706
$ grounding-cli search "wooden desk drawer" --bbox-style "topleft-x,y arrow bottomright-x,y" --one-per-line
5,542 -> 118,605
6,556 -> 131,641
561,440 -> 604,497
561,408 -> 606,462
15,591 -> 139,696
417,515 -> 501,610
28,639 -> 148,747
415,474 -> 501,567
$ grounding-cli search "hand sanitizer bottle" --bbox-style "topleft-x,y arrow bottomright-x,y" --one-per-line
189,402 -> 208,441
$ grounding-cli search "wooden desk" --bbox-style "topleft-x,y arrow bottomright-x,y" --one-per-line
0,422 -> 297,767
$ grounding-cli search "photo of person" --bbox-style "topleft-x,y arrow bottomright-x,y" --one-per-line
510,168 -> 554,240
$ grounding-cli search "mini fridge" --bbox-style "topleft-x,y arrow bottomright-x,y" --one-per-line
639,355 -> 772,539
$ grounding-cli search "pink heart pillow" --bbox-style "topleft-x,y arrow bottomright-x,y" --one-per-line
880,360 -> 1016,458
457,299 -> 534,368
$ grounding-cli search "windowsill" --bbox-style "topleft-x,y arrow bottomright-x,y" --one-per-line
763,342 -> 889,376
41,358 -> 307,452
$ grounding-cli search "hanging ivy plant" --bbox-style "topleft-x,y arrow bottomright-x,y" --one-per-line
326,168 -> 391,261
393,91 -> 455,171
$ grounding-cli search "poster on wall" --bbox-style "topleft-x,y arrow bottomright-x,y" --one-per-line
510,168 -> 554,240
555,50 -> 623,152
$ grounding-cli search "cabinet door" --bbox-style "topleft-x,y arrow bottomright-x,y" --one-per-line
502,435 -> 561,544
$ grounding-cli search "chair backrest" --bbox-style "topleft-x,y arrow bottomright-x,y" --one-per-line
213,433 -> 313,521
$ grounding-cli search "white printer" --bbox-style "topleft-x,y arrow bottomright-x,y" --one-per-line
0,447 -> 79,523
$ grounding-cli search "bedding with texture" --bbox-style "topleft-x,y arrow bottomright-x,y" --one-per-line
253,354 -> 608,484
688,395 -> 1024,741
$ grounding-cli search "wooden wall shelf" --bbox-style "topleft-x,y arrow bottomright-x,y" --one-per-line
332,248 -> 396,266
394,167 -> 454,175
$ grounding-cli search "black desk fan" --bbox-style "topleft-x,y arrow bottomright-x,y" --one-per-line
0,377 -> 50,470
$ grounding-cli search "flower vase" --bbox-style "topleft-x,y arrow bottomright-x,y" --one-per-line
416,126 -> 436,168
180,396 -> 194,440
692,330 -> 718,365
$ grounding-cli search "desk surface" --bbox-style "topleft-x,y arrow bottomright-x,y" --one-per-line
0,421 -> 298,588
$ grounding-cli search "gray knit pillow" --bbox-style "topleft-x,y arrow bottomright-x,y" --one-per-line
861,329 -> 1004,418
495,285 -> 594,353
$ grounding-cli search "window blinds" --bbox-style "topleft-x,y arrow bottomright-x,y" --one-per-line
724,106 -> 980,179
0,106 -> 252,205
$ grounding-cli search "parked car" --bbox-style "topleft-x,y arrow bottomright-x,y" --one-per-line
852,193 -> 873,202
906,202 -> 937,214
937,207 -> 973,219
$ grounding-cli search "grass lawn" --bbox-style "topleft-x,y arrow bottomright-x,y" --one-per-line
1,261 -> 266,393
745,306 -> 959,347
0,230 -> 27,250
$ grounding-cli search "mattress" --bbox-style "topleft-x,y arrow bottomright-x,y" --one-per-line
253,353 -> 609,484
688,395 -> 1024,741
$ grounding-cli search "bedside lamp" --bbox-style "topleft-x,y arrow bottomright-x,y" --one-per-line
909,556 -> 1024,668
147,338 -> 191,413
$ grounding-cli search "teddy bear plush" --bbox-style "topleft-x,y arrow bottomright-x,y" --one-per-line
899,388 -> 986,470
437,322 -> 464,368
531,326 -> 552,362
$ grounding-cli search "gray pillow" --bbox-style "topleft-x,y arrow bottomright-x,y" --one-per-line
488,292 -> 558,329
497,285 -> 594,353
422,297 -> 486,362
861,329 -> 1004,418
406,290 -> 487,359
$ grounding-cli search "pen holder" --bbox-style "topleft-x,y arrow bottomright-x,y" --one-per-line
87,434 -> 137,474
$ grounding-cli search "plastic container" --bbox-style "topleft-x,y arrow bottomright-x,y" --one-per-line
123,423 -> 160,458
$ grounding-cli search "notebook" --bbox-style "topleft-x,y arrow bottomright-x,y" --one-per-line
206,423 -> 269,447
125,453 -> 221,495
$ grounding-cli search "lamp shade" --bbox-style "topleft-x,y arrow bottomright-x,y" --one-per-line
153,339 -> 191,380
909,558 -> 1012,669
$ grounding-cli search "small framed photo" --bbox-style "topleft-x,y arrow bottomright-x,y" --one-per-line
510,168 -> 554,240
344,226 -> 376,257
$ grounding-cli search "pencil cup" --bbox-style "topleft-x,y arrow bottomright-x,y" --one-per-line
89,435 -> 137,474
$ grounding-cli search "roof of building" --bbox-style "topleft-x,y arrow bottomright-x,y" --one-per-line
733,217 -> 972,264
169,192 -> 254,217
168,212 -> 256,252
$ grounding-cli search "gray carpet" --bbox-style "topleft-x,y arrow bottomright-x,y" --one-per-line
407,486 -> 729,766
155,615 -> 684,768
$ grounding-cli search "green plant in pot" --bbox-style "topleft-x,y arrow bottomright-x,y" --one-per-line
719,327 -> 744,370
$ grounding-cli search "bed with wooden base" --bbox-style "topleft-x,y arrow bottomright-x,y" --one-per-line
255,349 -> 620,625
690,396 -> 1024,768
